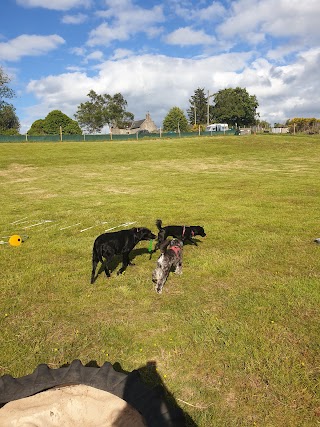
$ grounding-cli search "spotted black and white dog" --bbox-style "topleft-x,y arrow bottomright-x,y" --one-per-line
152,238 -> 183,294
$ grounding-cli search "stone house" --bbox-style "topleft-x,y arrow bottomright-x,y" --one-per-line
111,113 -> 158,135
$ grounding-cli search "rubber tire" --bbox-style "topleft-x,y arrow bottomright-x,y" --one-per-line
0,359 -> 185,426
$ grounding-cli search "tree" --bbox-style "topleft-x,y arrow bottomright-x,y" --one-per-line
0,66 -> 20,134
0,66 -> 15,104
286,117 -> 320,134
163,107 -> 189,132
28,119 -> 46,135
27,110 -> 82,135
257,119 -> 271,129
0,104 -> 20,135
74,90 -> 134,133
187,88 -> 208,125
210,87 -> 259,127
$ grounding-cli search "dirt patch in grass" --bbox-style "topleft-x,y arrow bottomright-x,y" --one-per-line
17,188 -> 58,198
0,163 -> 38,182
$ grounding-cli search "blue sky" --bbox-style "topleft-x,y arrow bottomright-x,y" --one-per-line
1,0 -> 320,133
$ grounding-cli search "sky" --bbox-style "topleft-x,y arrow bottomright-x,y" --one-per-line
1,0 -> 320,133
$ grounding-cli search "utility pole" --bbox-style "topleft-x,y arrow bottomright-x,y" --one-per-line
207,90 -> 214,126
192,104 -> 197,125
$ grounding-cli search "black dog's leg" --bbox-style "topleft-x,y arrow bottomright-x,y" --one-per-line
117,251 -> 133,275
102,248 -> 116,279
104,263 -> 111,278
154,230 -> 166,252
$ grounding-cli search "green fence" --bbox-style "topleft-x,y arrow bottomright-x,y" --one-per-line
0,129 -> 235,143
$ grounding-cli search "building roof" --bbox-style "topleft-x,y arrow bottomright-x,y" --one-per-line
130,119 -> 145,129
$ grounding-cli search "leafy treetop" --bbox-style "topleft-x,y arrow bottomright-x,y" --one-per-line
74,90 -> 134,134
27,110 -> 82,135
0,66 -> 20,134
163,107 -> 189,132
210,87 -> 259,127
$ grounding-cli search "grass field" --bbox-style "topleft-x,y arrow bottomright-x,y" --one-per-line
0,134 -> 319,426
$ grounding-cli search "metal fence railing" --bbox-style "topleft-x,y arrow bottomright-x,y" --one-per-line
0,129 -> 236,143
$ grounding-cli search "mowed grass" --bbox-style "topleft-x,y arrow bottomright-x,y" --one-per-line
0,134 -> 319,426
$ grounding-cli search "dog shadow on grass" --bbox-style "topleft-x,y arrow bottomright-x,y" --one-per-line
92,247 -> 151,283
92,240 -> 204,283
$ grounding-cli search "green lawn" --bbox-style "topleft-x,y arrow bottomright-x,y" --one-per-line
0,134 -> 319,426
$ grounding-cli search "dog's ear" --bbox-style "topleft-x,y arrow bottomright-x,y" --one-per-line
136,227 -> 140,232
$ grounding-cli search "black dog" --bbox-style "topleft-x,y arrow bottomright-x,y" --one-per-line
154,219 -> 206,251
152,238 -> 183,294
91,227 -> 156,283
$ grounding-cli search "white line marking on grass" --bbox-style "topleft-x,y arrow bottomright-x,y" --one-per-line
176,398 -> 214,409
60,223 -> 81,231
10,220 -> 29,226
10,217 -> 28,225
24,220 -> 53,229
80,222 -> 109,233
104,221 -> 136,232
103,226 -> 118,232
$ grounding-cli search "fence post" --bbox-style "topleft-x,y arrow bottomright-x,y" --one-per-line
60,126 -> 62,141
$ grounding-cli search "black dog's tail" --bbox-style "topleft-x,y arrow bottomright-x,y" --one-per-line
156,219 -> 163,231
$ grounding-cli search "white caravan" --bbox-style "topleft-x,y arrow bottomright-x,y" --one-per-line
205,123 -> 229,132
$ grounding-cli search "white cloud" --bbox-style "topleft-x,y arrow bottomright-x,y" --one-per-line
70,46 -> 86,56
164,27 -> 215,46
110,48 -> 134,60
85,50 -> 104,62
65,65 -> 85,72
0,34 -> 65,61
87,22 -> 127,46
87,0 -> 165,46
217,0 -> 320,49
23,52 -> 252,130
61,13 -> 87,24
16,0 -> 91,11
22,46 -> 320,132
172,1 -> 226,22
